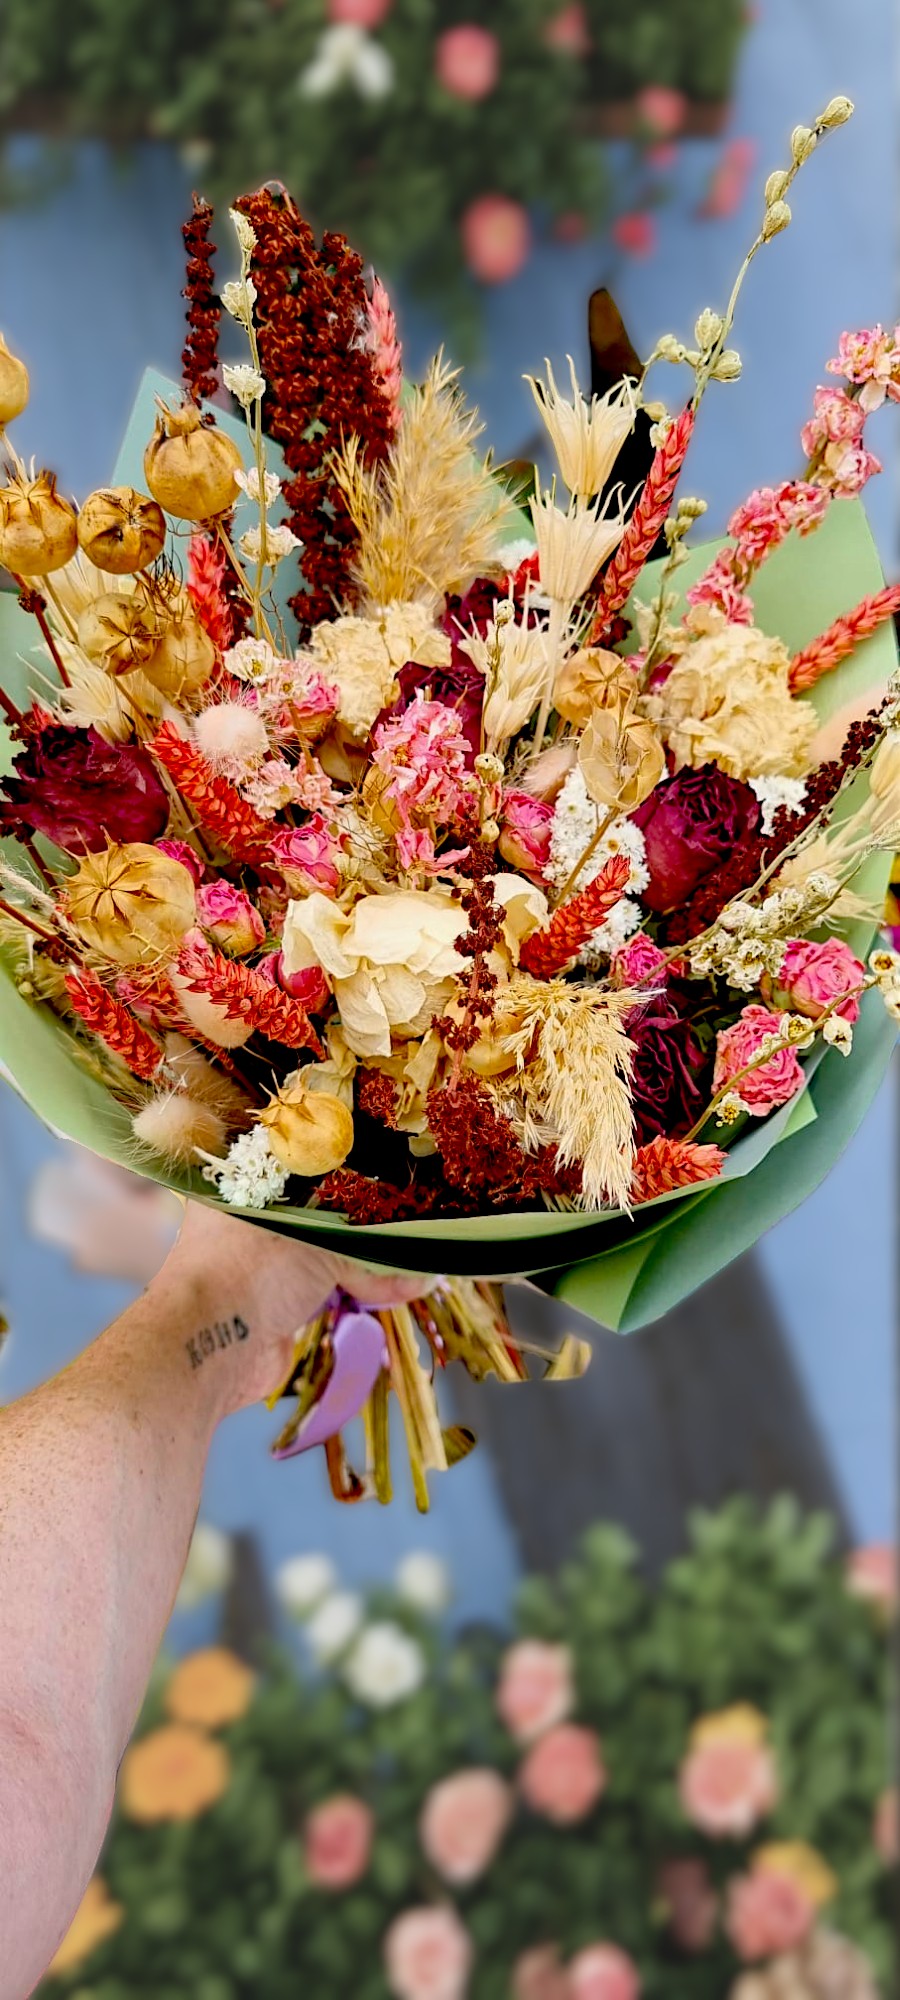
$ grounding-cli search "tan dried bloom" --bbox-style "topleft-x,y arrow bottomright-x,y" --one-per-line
525,356 -> 636,499
260,1078 -> 354,1177
646,616 -> 817,779
493,975 -> 635,1210
460,597 -> 551,746
308,604 -> 450,738
65,843 -> 197,966
578,704 -> 666,813
530,485 -> 627,608
553,647 -> 636,726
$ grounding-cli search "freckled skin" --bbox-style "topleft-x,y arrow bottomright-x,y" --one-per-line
0,1205 -> 426,1998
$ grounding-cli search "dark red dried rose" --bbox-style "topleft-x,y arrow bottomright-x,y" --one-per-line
628,999 -> 711,1145
632,763 -> 760,914
0,724 -> 170,852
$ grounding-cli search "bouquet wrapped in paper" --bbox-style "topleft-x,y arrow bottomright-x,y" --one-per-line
0,96 -> 898,1504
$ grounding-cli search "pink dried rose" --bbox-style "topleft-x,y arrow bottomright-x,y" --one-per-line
844,1543 -> 897,1613
636,85 -> 686,135
498,791 -> 553,882
775,938 -> 865,1024
826,325 -> 900,411
568,1942 -> 641,2000
419,1768 -> 513,1884
610,931 -> 667,990
679,1729 -> 778,1839
304,1793 -> 375,1889
873,1786 -> 898,1863
461,195 -> 532,284
435,24 -> 500,101
726,1868 -> 815,1961
271,815 -> 343,893
156,838 -> 205,885
543,3 -> 590,54
196,880 -> 266,958
512,1943 -> 570,2000
496,1639 -> 574,1743
657,1857 -> 719,1953
611,212 -> 656,259
384,1905 -> 474,2000
519,1723 -> 606,1825
255,951 -> 330,1014
712,1005 -> 805,1118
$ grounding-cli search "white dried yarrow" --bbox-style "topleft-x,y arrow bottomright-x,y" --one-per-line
208,1126 -> 289,1209
343,1620 -> 426,1708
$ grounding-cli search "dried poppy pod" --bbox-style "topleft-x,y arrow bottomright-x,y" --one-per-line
77,485 -> 166,575
144,601 -> 216,701
64,843 -> 198,967
260,1079 -> 354,1177
0,334 -> 29,426
0,470 -> 78,577
77,587 -> 161,677
144,402 -> 243,521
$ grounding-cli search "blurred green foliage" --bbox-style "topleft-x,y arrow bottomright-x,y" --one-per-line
38,1498 -> 895,1999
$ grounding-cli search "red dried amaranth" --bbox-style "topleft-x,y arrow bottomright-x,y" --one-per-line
181,196 -> 221,406
427,1073 -> 581,1205
316,1171 -> 447,1226
356,1070 -> 400,1128
232,192 -> 395,634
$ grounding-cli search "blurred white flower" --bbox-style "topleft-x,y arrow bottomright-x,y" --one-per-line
276,1553 -> 338,1620
307,1590 -> 364,1664
223,362 -> 266,410
298,25 -> 395,103
394,1552 -> 452,1616
27,1148 -> 180,1283
175,1523 -> 233,1612
344,1621 -> 426,1708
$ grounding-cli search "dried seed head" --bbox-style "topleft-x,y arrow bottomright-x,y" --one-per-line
790,123 -> 817,165
819,95 -> 854,128
762,201 -> 792,240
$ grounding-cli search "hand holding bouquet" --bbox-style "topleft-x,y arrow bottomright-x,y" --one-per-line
0,93 -> 898,1505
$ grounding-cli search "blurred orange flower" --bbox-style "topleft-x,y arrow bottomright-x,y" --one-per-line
119,1723 -> 230,1823
47,1875 -> 124,1975
164,1646 -> 256,1728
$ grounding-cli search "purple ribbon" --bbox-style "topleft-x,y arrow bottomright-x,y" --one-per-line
271,1292 -> 387,1460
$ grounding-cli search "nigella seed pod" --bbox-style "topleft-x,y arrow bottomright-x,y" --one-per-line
0,334 -> 29,426
77,588 -> 160,676
77,486 -> 167,575
144,603 -> 216,701
144,401 -> 244,521
260,1079 -> 354,1178
0,470 -> 78,577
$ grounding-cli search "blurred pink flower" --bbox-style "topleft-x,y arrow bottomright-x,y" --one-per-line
420,1768 -> 512,1884
646,143 -> 678,171
726,1868 -> 815,1961
713,1005 -> 805,1118
554,211 -> 588,244
845,1544 -> 897,1614
519,1723 -> 606,1825
461,195 -> 532,284
329,0 -> 392,24
611,212 -> 657,258
657,1857 -> 719,1953
874,1787 -> 898,1863
384,1906 -> 474,2000
28,1150 -> 179,1284
636,86 -> 686,135
697,137 -> 757,220
304,1794 -> 374,1889
569,1942 -> 641,2000
512,1943 -> 570,2000
496,1640 -> 574,1743
544,3 -> 591,55
435,25 -> 500,101
679,1735 -> 779,1839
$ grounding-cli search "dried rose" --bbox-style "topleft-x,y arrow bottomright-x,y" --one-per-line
271,818 -> 343,893
498,790 -> 553,882
632,764 -> 761,914
260,1078 -> 354,1178
0,725 -> 169,853
0,470 -> 78,577
629,999 -> 710,1144
77,487 -> 166,575
65,842 -> 197,966
196,880 -> 265,958
144,402 -> 243,521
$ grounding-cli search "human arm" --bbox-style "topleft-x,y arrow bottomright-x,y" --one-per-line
0,1204 -> 426,1998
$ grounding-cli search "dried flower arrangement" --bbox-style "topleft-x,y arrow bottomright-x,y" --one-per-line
0,96 -> 899,1505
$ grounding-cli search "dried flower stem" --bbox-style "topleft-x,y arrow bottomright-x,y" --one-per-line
214,521 -> 278,650
14,583 -> 71,688
788,584 -> 900,693
0,894 -> 57,943
589,406 -> 695,636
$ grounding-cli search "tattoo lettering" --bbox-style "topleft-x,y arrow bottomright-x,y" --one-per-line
186,1315 -> 250,1372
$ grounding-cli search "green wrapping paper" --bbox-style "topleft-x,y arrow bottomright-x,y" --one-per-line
0,373 -> 895,1324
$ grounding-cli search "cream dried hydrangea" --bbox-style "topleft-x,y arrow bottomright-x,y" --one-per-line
646,614 -> 817,780
307,602 -> 451,737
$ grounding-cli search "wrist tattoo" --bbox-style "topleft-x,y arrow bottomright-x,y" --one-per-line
186,1315 -> 250,1372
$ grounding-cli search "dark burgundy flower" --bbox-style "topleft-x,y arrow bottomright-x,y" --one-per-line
0,724 -> 170,853
442,576 -> 504,639
628,999 -> 711,1144
375,656 -> 486,759
632,763 -> 760,914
